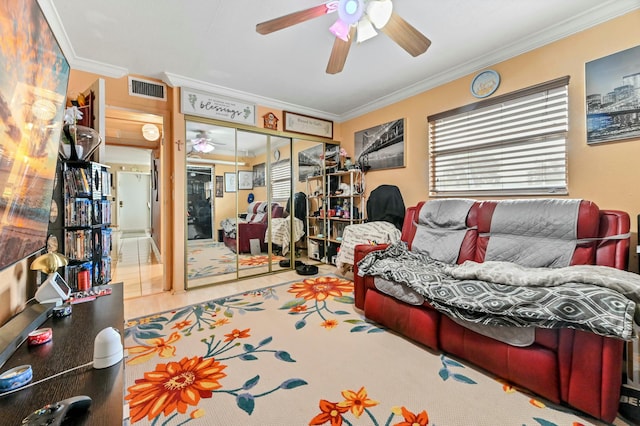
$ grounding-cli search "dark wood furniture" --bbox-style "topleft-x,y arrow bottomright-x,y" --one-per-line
0,283 -> 124,425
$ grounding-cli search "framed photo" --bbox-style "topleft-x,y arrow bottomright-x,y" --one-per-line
224,172 -> 236,193
215,175 -> 223,197
238,170 -> 253,190
586,45 -> 640,145
298,144 -> 323,182
252,163 -> 265,187
354,118 -> 405,171
283,111 -> 333,139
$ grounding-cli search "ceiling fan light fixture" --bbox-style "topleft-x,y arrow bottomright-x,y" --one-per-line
356,16 -> 377,43
329,19 -> 351,41
142,123 -> 160,141
193,138 -> 215,153
338,0 -> 364,24
367,0 -> 393,29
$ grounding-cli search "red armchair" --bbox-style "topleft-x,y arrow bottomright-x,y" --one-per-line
223,202 -> 284,253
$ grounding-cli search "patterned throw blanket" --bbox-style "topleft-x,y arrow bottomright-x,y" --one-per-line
357,242 -> 637,340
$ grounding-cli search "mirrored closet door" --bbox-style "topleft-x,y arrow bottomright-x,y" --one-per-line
184,118 -> 336,289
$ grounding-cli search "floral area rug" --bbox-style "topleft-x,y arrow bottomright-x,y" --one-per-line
123,275 -> 606,425
187,240 -> 284,279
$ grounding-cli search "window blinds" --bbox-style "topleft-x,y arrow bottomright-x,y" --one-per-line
428,76 -> 570,196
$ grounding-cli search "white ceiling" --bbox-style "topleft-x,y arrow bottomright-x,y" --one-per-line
40,0 -> 639,123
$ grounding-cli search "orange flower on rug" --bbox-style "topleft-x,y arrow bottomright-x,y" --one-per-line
310,386 -> 429,426
126,356 -> 227,423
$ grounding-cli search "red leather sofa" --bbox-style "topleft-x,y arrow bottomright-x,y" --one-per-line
224,202 -> 284,253
354,199 -> 630,423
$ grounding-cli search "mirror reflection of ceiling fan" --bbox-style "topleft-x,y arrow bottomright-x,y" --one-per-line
186,130 -> 227,154
256,0 -> 431,74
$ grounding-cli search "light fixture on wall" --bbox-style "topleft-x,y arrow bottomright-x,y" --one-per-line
142,123 -> 160,141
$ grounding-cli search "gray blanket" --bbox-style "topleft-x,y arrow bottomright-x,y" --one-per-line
357,242 -> 637,340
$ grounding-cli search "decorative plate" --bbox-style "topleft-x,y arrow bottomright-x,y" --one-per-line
471,70 -> 500,98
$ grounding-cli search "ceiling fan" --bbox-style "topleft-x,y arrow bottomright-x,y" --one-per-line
186,131 -> 226,154
256,0 -> 431,74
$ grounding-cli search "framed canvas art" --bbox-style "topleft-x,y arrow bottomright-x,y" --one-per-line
586,45 -> 640,144
354,119 -> 405,171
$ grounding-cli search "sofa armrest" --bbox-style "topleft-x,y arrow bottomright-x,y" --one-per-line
558,328 -> 624,423
353,243 -> 388,310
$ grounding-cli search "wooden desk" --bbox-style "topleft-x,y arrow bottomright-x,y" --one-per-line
0,283 -> 124,425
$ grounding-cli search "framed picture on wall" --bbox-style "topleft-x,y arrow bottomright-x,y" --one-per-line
253,163 -> 265,187
298,144 -> 323,182
354,118 -> 405,171
215,175 -> 223,197
238,170 -> 253,190
586,45 -> 640,145
224,172 -> 236,193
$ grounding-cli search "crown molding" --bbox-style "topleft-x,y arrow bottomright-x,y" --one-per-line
161,72 -> 340,123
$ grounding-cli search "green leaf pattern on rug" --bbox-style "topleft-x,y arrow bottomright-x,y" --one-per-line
215,375 -> 308,416
125,292 -> 274,344
438,354 -> 477,384
200,331 -> 295,363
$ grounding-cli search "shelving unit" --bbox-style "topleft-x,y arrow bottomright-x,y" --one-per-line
48,160 -> 112,289
305,168 -> 365,264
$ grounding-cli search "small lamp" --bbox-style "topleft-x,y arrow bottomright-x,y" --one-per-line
30,252 -> 71,304
30,252 -> 68,275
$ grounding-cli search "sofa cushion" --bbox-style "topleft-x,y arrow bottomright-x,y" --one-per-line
483,198 -> 581,267
411,198 -> 475,263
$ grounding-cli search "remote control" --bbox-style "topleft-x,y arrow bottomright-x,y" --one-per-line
21,395 -> 92,425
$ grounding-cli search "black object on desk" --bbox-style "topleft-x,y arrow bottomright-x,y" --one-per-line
0,283 -> 124,426
21,395 -> 92,425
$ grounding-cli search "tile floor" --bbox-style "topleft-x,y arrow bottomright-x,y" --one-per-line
111,231 -> 164,300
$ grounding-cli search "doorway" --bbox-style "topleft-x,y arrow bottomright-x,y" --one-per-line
117,171 -> 151,235
104,141 -> 163,299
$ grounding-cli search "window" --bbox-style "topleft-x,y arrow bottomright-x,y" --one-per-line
428,76 -> 570,196
271,159 -> 290,202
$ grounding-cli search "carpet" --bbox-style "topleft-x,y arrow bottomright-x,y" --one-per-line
123,275 -> 606,425
187,241 -> 285,279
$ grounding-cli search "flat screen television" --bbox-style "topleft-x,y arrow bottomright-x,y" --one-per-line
0,0 -> 70,271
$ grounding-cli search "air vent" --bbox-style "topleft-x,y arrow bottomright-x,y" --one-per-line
128,77 -> 166,101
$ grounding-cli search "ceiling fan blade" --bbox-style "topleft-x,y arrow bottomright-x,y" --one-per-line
380,12 -> 431,57
256,3 -> 335,35
326,27 -> 355,74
